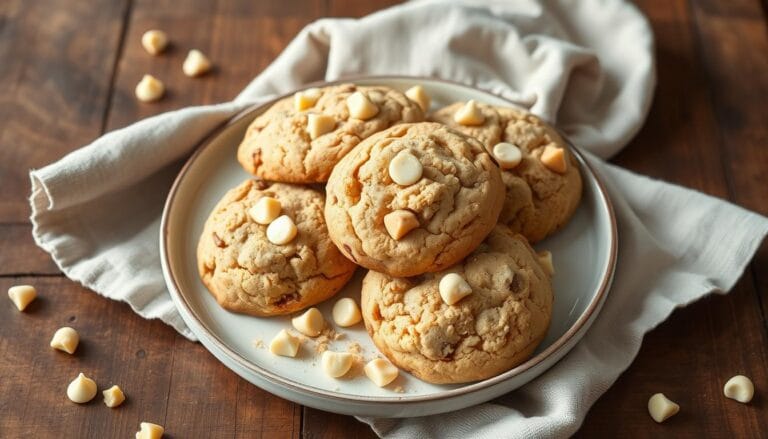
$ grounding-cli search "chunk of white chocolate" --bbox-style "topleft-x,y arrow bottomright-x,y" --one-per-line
67,372 -> 97,404
182,49 -> 212,77
321,351 -> 354,378
492,142 -> 523,169
266,215 -> 298,245
306,113 -> 336,140
453,100 -> 485,126
383,210 -> 419,240
50,327 -> 80,354
135,75 -> 165,102
291,307 -> 325,337
388,150 -> 422,186
405,85 -> 430,112
141,30 -> 168,56
439,273 -> 473,305
249,197 -> 281,225
135,422 -> 164,439
332,298 -> 362,327
269,329 -> 300,357
8,285 -> 36,311
540,145 -> 567,174
537,251 -> 555,276
346,91 -> 379,120
294,88 -> 322,111
364,358 -> 399,387
647,393 -> 679,423
102,385 -> 126,408
724,375 -> 754,403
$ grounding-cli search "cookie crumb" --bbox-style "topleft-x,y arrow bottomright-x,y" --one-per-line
347,342 -> 362,354
253,338 -> 264,349
394,386 -> 405,393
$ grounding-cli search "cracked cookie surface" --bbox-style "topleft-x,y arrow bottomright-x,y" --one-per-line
361,226 -> 553,384
237,84 -> 424,183
325,122 -> 505,278
197,179 -> 356,316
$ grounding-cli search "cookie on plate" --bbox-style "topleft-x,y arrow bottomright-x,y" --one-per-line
325,122 -> 505,278
197,179 -> 357,316
361,226 -> 554,384
432,102 -> 582,243
237,83 -> 425,183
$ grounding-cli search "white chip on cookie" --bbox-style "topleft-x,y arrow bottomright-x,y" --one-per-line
135,75 -> 164,102
383,210 -> 419,240
439,273 -> 473,305
67,373 -> 97,404
294,88 -> 322,111
320,351 -> 354,378
540,145 -> 567,174
50,327 -> 79,354
492,142 -> 522,169
405,85 -> 430,112
388,150 -> 423,186
724,375 -> 754,403
453,100 -> 485,126
182,49 -> 212,77
647,393 -> 679,423
291,307 -> 325,337
307,113 -> 336,140
347,91 -> 379,120
364,358 -> 399,387
269,329 -> 300,357
8,285 -> 36,311
332,298 -> 362,327
266,215 -> 298,245
249,197 -> 281,225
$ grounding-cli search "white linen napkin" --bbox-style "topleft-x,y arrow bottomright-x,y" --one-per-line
28,0 -> 768,436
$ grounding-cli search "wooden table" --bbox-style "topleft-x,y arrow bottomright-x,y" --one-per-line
1,0 -> 766,437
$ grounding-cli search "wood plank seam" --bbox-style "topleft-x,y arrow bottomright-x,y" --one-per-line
99,0 -> 134,135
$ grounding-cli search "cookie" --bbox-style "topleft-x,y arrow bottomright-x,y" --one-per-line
429,100 -> 503,148
361,226 -> 553,384
197,179 -> 357,316
237,84 -> 424,183
325,122 -> 505,278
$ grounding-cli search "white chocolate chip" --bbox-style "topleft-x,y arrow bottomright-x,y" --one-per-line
306,113 -> 336,140
249,197 -> 282,225
647,393 -> 680,423
135,422 -> 164,439
724,375 -> 754,403
182,49 -> 212,77
364,358 -> 399,387
492,142 -> 522,169
294,88 -> 322,111
453,100 -> 485,126
135,75 -> 165,102
50,327 -> 80,354
269,329 -> 300,357
537,251 -> 555,276
388,150 -> 423,186
332,298 -> 362,327
67,372 -> 97,404
405,85 -> 430,112
346,91 -> 379,120
320,351 -> 354,378
439,273 -> 473,305
291,307 -> 325,337
8,285 -> 36,311
383,210 -> 419,240
102,385 -> 126,408
266,215 -> 298,245
141,30 -> 168,55
540,145 -> 567,174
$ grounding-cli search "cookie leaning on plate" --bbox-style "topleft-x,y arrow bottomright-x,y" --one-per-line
197,179 -> 357,316
325,122 -> 505,278
361,226 -> 553,384
237,83 -> 425,183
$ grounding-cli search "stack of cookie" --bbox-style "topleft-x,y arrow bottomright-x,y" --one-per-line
197,83 -> 582,385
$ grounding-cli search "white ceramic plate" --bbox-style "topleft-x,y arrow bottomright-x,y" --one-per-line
160,76 -> 617,417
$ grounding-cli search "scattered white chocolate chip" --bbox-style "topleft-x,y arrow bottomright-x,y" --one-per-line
332,298 -> 362,327
182,49 -> 212,77
724,375 -> 754,403
320,351 -> 354,378
266,215 -> 298,245
364,358 -> 399,387
135,74 -> 165,102
102,385 -> 126,408
50,327 -> 80,354
249,197 -> 282,225
269,329 -> 300,357
405,85 -> 430,112
291,308 -> 325,337
294,88 -> 322,111
8,285 -> 36,311
453,99 -> 485,126
67,372 -> 97,404
141,30 -> 168,55
388,150 -> 423,186
540,145 -> 567,174
439,273 -> 473,305
647,393 -> 680,423
135,422 -> 164,439
307,113 -> 336,140
383,210 -> 419,240
492,142 -> 523,169
346,91 -> 379,120
537,251 -> 555,276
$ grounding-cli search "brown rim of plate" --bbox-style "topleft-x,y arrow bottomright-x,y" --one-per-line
160,75 -> 618,405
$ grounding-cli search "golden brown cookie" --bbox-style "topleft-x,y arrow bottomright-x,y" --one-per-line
429,100 -> 503,148
197,180 -> 357,316
325,122 -> 505,278
361,226 -> 553,384
237,84 -> 424,183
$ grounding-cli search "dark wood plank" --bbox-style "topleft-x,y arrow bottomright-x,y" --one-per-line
0,225 -> 61,275
303,410 -> 377,439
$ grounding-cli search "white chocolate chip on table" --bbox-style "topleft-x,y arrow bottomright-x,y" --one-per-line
346,91 -> 379,120
141,30 -> 168,55
364,358 -> 399,387
383,209 -> 419,240
182,49 -> 212,77
439,273 -> 473,305
492,142 -> 522,169
269,329 -> 300,357
102,385 -> 126,408
50,326 -> 79,354
291,307 -> 325,337
320,351 -> 354,378
266,215 -> 298,245
8,285 -> 36,311
647,393 -> 679,423
388,149 -> 423,186
405,85 -> 430,112
453,99 -> 485,126
249,196 -> 282,225
723,375 -> 754,403
332,298 -> 362,327
306,113 -> 336,140
135,75 -> 165,102
67,372 -> 97,404
135,422 -> 164,439
294,87 -> 322,111
540,145 -> 567,174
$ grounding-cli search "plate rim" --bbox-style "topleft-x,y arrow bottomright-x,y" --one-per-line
160,74 -> 618,405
